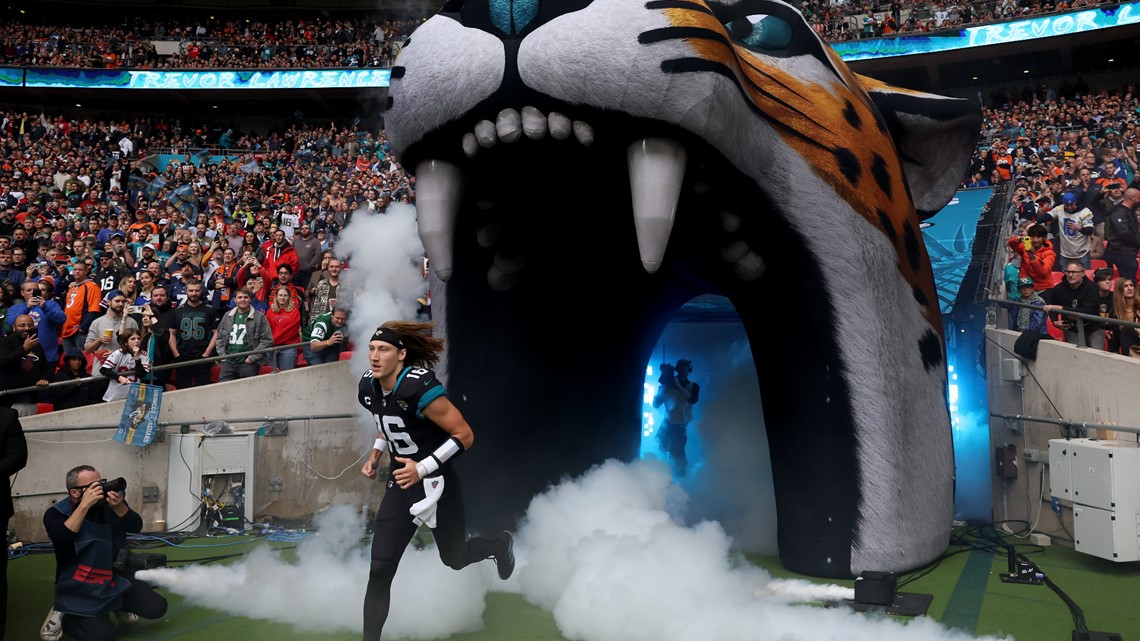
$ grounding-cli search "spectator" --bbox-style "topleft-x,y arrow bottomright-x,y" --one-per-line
1104,277 -> 1140,355
1038,192 -> 1095,270
206,246 -> 240,311
1103,187 -> 1140,281
1007,224 -> 1056,292
1011,277 -> 1048,334
51,349 -> 100,411
1043,261 -> 1103,348
142,286 -> 175,389
216,288 -> 272,381
167,281 -> 218,388
99,327 -> 149,402
83,290 -> 138,374
266,285 -> 302,372
7,279 -> 66,370
260,228 -> 300,282
304,306 -> 348,365
0,314 -> 49,416
60,260 -> 102,354
293,223 -> 323,287
308,256 -> 342,317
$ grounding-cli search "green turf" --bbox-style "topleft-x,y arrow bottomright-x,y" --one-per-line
7,531 -> 1138,640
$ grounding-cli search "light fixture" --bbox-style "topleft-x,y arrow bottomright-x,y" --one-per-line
1023,70 -> 1029,74
1108,58 -> 1115,63
971,76 -> 978,80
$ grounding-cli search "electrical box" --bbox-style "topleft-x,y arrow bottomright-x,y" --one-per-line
1000,358 -> 1024,381
1049,438 -> 1140,562
995,444 -> 1017,479
1073,506 -> 1140,563
167,432 -> 255,532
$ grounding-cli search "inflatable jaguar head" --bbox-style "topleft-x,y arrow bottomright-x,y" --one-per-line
383,0 -> 981,578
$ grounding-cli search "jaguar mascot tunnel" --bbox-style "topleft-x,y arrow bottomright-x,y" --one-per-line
382,0 -> 982,579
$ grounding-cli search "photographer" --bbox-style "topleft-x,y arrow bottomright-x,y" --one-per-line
652,359 -> 701,477
42,466 -> 167,641
304,306 -> 349,365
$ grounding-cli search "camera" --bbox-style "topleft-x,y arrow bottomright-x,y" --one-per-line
98,477 -> 127,494
659,362 -> 675,376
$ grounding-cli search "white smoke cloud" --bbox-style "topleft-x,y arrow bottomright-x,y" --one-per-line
333,202 -> 429,370
141,460 -> 1010,641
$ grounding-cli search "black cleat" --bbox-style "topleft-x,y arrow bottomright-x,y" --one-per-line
494,530 -> 515,580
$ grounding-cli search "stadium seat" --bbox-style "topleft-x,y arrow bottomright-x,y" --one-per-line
296,350 -> 308,367
36,402 -> 53,415
210,366 -> 220,383
1091,259 -> 1108,271
259,365 -> 274,375
339,351 -> 353,361
1046,317 -> 1065,341
1050,272 -> 1064,285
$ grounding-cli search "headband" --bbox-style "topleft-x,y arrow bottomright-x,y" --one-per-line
370,327 -> 405,349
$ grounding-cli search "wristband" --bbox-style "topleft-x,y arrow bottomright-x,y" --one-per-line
373,438 -> 388,454
414,436 -> 464,478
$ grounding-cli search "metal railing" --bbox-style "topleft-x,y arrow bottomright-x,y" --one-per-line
988,296 -> 1140,349
0,338 -> 348,399
990,411 -> 1140,437
20,412 -> 355,434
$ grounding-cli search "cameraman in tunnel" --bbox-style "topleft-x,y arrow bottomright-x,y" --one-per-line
653,359 -> 701,477
41,466 -> 167,641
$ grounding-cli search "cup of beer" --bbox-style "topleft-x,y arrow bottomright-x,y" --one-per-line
103,328 -> 114,340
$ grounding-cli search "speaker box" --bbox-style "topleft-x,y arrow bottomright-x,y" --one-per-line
854,571 -> 897,606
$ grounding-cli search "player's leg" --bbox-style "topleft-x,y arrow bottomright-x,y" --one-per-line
363,488 -> 417,641
432,475 -> 514,580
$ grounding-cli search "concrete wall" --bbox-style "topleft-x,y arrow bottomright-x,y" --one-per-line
10,361 -> 383,543
986,328 -> 1140,540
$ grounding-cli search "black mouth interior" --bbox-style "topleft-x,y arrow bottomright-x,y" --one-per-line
417,110 -> 864,578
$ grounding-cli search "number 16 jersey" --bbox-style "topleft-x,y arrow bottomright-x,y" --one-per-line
357,366 -> 450,476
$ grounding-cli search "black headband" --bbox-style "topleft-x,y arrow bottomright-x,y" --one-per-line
370,327 -> 405,349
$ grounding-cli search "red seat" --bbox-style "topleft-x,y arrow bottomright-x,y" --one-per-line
1046,317 -> 1065,341
1050,272 -> 1064,285
258,365 -> 274,375
296,349 -> 308,367
210,366 -> 220,383
1091,259 -> 1109,271
338,350 -> 353,361
36,402 -> 53,415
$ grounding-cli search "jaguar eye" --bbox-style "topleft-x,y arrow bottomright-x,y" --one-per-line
726,15 -> 793,50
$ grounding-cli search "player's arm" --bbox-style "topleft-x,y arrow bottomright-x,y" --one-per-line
392,396 -> 474,489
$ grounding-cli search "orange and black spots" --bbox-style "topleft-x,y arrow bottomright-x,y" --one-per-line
912,285 -> 928,309
876,208 -> 896,243
843,99 -> 861,129
871,154 -> 892,200
902,219 -> 921,271
834,148 -> 861,184
919,329 -> 944,371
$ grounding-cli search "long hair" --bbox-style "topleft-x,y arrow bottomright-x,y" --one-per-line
1113,278 -> 1139,322
269,284 -> 296,313
379,320 -> 443,369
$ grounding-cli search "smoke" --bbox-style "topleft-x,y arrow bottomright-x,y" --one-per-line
334,202 -> 429,369
141,460 -> 1010,641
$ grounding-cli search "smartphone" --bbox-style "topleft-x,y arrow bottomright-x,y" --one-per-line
126,305 -> 143,315
1023,237 -> 1033,250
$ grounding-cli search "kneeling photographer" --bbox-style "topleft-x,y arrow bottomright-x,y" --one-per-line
42,466 -> 167,641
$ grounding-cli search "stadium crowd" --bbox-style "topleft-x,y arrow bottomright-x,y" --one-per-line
798,0 -> 1111,42
0,0 -> 1118,68
0,109 -> 422,414
0,15 -> 419,69
967,84 -> 1140,357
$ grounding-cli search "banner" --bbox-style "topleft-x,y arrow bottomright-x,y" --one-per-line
114,383 -> 163,447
